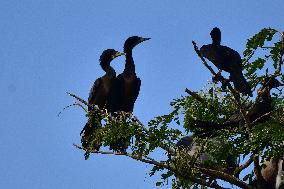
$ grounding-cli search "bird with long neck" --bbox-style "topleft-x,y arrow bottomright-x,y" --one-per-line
200,27 -> 252,96
109,36 -> 150,153
110,36 -> 150,112
81,49 -> 124,153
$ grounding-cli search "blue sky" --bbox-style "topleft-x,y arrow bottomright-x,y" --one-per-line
0,1 -> 283,188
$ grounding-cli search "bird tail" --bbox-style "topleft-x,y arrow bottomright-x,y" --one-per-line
230,72 -> 252,97
80,118 -> 102,154
193,119 -> 240,138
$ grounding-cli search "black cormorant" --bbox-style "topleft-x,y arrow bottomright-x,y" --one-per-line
194,77 -> 283,137
200,27 -> 252,96
81,49 -> 125,151
109,36 -> 150,152
113,36 -> 150,112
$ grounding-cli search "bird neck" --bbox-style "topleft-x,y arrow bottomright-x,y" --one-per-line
101,61 -> 116,77
212,40 -> 220,45
124,49 -> 136,76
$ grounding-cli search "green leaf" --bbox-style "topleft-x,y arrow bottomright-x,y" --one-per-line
156,182 -> 163,186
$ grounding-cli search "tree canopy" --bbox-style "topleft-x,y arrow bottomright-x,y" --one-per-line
66,28 -> 284,189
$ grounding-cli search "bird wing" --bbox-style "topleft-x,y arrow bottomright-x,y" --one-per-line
220,46 -> 242,67
88,78 -> 102,107
132,77 -> 141,103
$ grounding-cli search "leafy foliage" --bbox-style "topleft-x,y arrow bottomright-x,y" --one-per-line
67,27 -> 284,189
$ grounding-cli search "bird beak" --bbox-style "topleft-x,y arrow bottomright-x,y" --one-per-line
141,37 -> 151,42
114,51 -> 126,58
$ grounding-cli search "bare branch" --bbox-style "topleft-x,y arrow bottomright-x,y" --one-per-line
66,92 -> 88,106
192,41 -> 216,75
185,88 -> 205,103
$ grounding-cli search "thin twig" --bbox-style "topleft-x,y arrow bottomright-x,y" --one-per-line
66,92 -> 88,106
242,51 -> 254,66
73,144 -> 169,169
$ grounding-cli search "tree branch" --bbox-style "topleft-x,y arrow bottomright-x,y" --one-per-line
234,155 -> 254,176
185,88 -> 205,103
197,167 -> 253,189
253,155 -> 266,186
73,144 -> 170,169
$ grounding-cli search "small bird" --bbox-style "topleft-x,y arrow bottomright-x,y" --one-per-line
81,49 -> 125,152
200,27 -> 252,96
109,36 -> 150,153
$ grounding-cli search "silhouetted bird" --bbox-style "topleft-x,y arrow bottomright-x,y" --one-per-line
81,49 -> 125,152
194,77 -> 283,137
109,36 -> 150,153
200,27 -> 252,96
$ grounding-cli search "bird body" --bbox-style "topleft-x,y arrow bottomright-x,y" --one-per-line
113,36 -> 149,112
109,36 -> 149,152
81,49 -> 124,152
88,76 -> 115,111
114,71 -> 141,112
200,27 -> 252,96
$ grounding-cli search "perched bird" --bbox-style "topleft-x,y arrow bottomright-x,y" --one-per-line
109,36 -> 150,152
110,36 -> 150,112
81,49 -> 125,152
194,77 -> 283,137
200,27 -> 252,96
176,136 -> 237,175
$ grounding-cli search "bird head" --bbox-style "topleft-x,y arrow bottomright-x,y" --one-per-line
99,49 -> 125,64
210,27 -> 221,45
123,36 -> 150,52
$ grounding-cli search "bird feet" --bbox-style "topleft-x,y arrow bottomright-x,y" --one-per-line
212,71 -> 230,90
212,71 -> 223,83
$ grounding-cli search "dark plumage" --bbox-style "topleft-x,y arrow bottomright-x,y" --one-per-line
113,36 -> 150,112
109,36 -> 150,152
200,27 -> 252,96
81,49 -> 125,152
194,77 -> 283,137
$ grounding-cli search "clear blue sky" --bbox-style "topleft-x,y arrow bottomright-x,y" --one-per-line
0,1 -> 283,188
